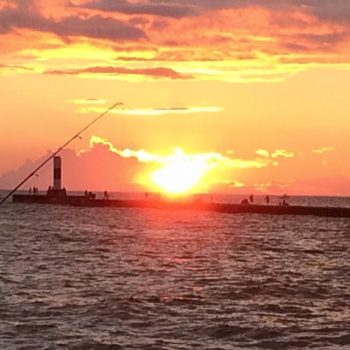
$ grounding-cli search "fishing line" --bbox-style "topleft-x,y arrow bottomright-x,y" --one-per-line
0,102 -> 123,206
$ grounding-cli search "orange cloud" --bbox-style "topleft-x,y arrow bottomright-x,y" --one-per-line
69,98 -> 107,105
88,136 -> 269,170
86,136 -> 270,193
46,66 -> 193,80
256,149 -> 295,159
312,146 -> 336,154
256,149 -> 270,158
76,105 -> 223,116
271,149 -> 295,159
0,135 -> 347,196
0,63 -> 35,75
2,1 -> 350,83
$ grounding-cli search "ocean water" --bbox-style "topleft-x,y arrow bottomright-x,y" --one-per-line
0,198 -> 349,349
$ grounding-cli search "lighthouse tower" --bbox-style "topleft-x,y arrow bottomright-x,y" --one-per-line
53,156 -> 62,190
47,156 -> 66,199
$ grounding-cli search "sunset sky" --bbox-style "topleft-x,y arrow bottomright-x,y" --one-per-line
1,0 -> 350,195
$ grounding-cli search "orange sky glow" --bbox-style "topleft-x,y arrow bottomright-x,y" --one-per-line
1,0 -> 350,195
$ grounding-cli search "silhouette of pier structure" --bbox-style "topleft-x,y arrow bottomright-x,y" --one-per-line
12,157 -> 350,218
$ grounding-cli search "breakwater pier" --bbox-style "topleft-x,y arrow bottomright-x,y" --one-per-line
12,192 -> 350,218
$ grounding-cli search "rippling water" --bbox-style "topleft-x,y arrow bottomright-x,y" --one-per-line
0,200 -> 349,349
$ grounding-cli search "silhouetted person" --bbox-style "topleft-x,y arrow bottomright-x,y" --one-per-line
84,190 -> 88,197
104,191 -> 109,200
88,192 -> 96,199
280,194 -> 289,206
265,195 -> 270,205
249,194 -> 254,203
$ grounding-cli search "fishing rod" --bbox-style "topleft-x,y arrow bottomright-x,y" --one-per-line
0,101 -> 123,206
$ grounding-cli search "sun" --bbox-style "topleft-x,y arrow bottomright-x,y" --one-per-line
150,148 -> 210,195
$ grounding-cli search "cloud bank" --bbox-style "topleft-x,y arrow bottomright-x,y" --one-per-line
0,0 -> 145,40
2,0 -> 350,82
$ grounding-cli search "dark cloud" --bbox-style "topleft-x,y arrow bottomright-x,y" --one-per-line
77,0 -> 198,18
299,32 -> 348,47
2,0 -> 350,44
46,65 -> 193,79
153,0 -> 350,24
279,31 -> 349,53
0,1 -> 145,40
167,0 -> 350,16
51,15 -> 145,40
299,0 -> 350,23
76,0 -> 350,25
2,0 -> 350,56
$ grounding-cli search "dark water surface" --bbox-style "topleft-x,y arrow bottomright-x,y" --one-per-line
0,202 -> 349,349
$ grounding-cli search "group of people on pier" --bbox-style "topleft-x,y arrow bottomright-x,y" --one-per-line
29,187 -> 39,194
241,194 -> 288,206
83,190 -> 109,200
